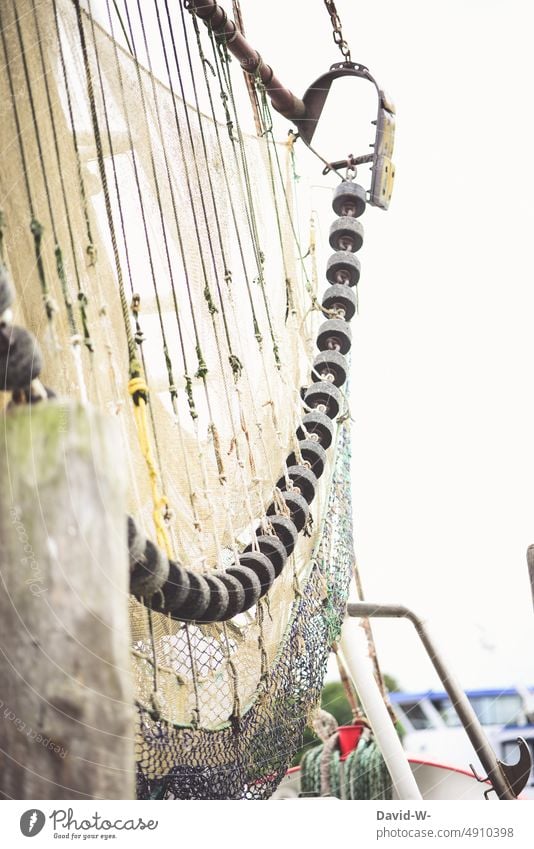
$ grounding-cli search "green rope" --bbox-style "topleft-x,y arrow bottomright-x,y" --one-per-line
74,0 -> 137,372
300,745 -> 322,794
195,345 -> 208,380
345,736 -> 393,800
31,219 -> 55,323
228,353 -> 243,381
77,292 -> 93,353
301,734 -> 392,799
256,84 -> 296,321
212,33 -> 282,368
184,374 -> 198,420
54,246 -> 77,337
256,81 -> 319,308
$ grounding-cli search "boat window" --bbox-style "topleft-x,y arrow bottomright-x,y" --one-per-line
400,701 -> 434,730
432,694 -> 524,727
431,699 -> 461,727
472,695 -> 523,725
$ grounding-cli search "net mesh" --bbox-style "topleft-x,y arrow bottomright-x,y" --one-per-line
135,420 -> 354,800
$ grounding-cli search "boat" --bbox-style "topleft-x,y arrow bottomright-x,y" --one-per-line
271,684 -> 534,800
390,687 -> 534,799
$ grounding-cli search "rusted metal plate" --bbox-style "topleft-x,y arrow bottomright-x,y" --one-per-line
370,155 -> 395,210
376,108 -> 395,159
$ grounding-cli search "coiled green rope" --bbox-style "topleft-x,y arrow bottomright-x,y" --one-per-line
301,734 -> 392,799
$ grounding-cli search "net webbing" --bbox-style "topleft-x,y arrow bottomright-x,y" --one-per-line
135,419 -> 354,800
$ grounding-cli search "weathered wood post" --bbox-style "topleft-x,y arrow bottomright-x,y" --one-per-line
0,400 -> 135,799
527,546 -> 534,615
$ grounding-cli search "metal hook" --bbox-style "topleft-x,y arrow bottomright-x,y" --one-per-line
497,737 -> 532,797
470,737 -> 532,799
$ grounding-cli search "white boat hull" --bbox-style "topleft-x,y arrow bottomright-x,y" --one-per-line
272,757 -> 505,800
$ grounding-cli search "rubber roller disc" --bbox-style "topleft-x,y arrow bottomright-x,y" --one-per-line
0,265 -> 14,316
329,216 -> 364,252
261,515 -> 298,556
322,283 -> 357,322
213,571 -> 246,619
312,350 -> 348,388
0,325 -> 43,391
332,181 -> 366,218
155,559 -> 190,613
226,565 -> 262,610
195,574 -> 230,622
326,251 -> 361,287
304,381 -> 342,419
277,465 -> 317,505
287,439 -> 327,478
267,490 -> 309,533
243,539 -> 285,581
296,410 -> 335,450
127,515 -> 146,571
239,548 -> 278,598
172,571 -> 211,621
316,318 -> 352,355
130,538 -> 170,599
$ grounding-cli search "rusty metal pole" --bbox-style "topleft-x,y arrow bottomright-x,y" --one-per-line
347,602 -> 519,800
188,0 -> 306,120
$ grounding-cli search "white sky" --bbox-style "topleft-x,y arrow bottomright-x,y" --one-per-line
240,0 -> 534,691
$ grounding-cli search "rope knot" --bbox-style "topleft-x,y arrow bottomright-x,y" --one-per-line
128,376 -> 148,405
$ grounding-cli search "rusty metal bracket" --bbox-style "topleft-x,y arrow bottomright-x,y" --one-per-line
469,742 -> 531,801
321,154 -> 373,177
498,738 -> 532,797
187,4 -> 396,209
294,61 -> 396,210
294,61 -> 375,146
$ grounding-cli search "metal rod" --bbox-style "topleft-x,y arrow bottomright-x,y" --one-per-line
339,619 -> 423,800
347,602 -> 517,800
188,0 -> 306,119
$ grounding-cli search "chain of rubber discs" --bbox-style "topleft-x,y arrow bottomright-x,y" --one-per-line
127,176 -> 366,622
0,183 -> 365,625
0,264 -> 53,405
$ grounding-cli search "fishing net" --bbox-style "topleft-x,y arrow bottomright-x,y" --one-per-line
0,0 -> 354,798
135,421 -> 354,799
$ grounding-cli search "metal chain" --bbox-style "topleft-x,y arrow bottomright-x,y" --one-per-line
323,0 -> 351,62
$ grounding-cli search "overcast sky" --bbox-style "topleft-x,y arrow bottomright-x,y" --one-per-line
240,0 -> 534,691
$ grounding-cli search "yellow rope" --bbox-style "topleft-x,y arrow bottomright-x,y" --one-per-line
128,376 -> 173,558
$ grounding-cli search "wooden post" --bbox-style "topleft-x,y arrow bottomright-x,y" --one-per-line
0,401 -> 135,799
527,546 -> 534,615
